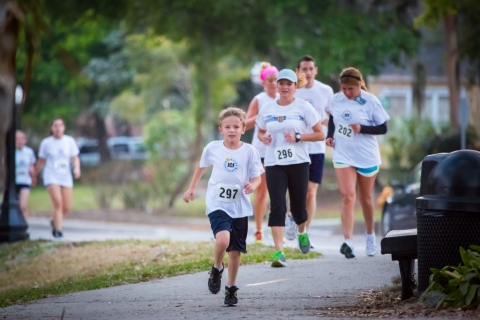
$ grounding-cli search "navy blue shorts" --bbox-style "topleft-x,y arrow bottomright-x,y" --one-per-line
208,210 -> 248,253
15,184 -> 30,195
309,153 -> 325,184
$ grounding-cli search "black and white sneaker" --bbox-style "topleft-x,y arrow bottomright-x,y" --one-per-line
340,242 -> 355,259
224,285 -> 238,306
208,263 -> 224,294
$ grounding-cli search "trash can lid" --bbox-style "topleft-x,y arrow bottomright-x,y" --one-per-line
425,150 -> 480,197
416,195 -> 480,213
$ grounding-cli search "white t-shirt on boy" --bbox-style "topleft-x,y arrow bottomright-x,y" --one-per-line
200,141 -> 264,219
15,146 -> 37,185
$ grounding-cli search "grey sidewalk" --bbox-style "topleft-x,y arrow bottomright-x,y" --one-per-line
2,250 -> 399,319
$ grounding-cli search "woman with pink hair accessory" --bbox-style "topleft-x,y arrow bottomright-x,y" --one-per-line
245,62 -> 279,244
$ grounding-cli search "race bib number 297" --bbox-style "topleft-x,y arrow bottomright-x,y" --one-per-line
215,183 -> 241,203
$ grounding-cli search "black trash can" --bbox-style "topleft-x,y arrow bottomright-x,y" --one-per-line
416,150 -> 480,293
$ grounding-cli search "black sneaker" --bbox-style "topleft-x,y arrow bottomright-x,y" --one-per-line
224,285 -> 238,306
208,263 -> 223,294
340,242 -> 355,259
52,230 -> 63,238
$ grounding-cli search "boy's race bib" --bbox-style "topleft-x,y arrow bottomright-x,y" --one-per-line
215,183 -> 241,203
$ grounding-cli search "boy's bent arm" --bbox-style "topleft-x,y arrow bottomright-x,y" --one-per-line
244,175 -> 262,194
183,166 -> 207,203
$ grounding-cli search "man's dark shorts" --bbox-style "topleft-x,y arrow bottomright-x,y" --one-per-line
208,210 -> 248,253
309,153 -> 325,184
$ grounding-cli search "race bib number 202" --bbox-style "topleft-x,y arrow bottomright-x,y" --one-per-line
215,183 -> 241,203
336,122 -> 354,140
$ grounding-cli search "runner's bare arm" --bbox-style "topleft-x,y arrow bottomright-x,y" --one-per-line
245,98 -> 259,131
244,175 -> 261,194
72,155 -> 81,179
183,166 -> 207,203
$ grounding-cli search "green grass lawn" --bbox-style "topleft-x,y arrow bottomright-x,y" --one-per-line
0,239 -> 321,308
27,185 -> 381,221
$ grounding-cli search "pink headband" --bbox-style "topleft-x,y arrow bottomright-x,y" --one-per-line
260,66 -> 279,82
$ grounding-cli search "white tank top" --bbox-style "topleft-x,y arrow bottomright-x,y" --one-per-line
252,92 -> 279,157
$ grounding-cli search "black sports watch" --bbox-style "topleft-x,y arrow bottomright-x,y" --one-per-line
295,133 -> 301,142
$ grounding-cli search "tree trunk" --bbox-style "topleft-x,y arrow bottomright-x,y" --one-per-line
93,111 -> 110,163
466,83 -> 480,130
412,61 -> 426,118
444,14 -> 460,131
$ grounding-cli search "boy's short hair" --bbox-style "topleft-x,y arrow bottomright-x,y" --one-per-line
218,107 -> 246,126
297,55 -> 316,69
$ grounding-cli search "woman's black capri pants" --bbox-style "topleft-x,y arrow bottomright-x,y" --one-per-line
266,162 -> 309,227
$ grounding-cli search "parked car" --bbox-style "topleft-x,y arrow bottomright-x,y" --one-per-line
381,163 -> 422,235
107,136 -> 148,160
76,138 -> 101,167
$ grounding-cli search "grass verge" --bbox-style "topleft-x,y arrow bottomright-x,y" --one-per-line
0,239 -> 321,308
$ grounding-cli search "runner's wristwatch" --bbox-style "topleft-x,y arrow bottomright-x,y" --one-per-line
295,133 -> 301,142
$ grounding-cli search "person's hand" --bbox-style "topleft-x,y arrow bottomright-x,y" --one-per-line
74,167 -> 81,179
183,188 -> 195,203
260,134 -> 272,146
326,137 -> 335,148
283,132 -> 296,143
350,124 -> 361,133
243,182 -> 254,194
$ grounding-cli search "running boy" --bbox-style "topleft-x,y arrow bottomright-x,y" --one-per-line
183,107 -> 263,306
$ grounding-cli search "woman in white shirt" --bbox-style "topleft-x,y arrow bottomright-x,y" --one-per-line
245,62 -> 279,244
326,67 -> 390,259
34,118 -> 81,238
257,69 -> 325,267
15,130 -> 36,220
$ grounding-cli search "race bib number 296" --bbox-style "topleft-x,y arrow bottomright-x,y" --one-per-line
274,145 -> 297,165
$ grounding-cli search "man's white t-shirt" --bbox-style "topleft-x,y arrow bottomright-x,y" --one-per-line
326,90 -> 390,168
200,141 -> 264,219
251,92 -> 279,158
38,135 -> 80,187
15,146 -> 36,185
295,80 -> 334,154
256,98 -> 321,167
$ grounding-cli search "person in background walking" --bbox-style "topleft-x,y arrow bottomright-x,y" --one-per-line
15,130 -> 36,220
292,55 -> 334,248
257,69 -> 324,267
34,118 -> 81,238
246,62 -> 279,244
325,67 -> 390,258
183,107 -> 263,306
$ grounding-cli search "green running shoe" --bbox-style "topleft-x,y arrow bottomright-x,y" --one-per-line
298,233 -> 310,254
271,250 -> 287,267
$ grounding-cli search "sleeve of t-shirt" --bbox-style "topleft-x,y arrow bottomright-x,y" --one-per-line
30,149 -> 37,164
249,148 -> 265,179
325,95 -> 333,114
199,144 -> 212,168
304,103 -> 321,128
38,139 -> 47,159
255,111 -> 266,131
70,137 -> 80,157
370,96 -> 391,125
322,86 -> 334,114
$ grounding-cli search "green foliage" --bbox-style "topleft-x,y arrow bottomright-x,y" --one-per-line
415,0 -> 458,28
143,110 -> 196,204
386,118 -> 437,174
386,118 -> 478,177
421,245 -> 480,309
